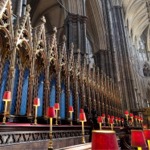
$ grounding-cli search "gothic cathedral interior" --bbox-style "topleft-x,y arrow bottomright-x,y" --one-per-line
0,0 -> 150,150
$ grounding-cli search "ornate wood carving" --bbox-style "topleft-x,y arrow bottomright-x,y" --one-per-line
59,36 -> 67,119
0,127 -> 91,146
15,65 -> 24,115
0,0 -> 13,46
0,1 -> 123,123
96,67 -> 101,115
87,66 -> 92,116
27,16 -> 46,117
68,43 -> 74,120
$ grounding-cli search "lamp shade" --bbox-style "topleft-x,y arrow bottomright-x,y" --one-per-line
97,116 -> 102,123
131,130 -> 147,148
107,115 -> 110,119
80,109 -> 84,113
54,103 -> 60,110
134,115 -> 138,119
47,107 -> 55,118
92,130 -> 119,150
69,106 -> 74,112
111,116 -> 114,122
102,113 -> 105,117
3,91 -> 11,101
110,118 -> 114,124
124,110 -> 129,115
111,116 -> 114,119
33,97 -> 40,106
143,129 -> 150,140
79,112 -> 86,122
140,117 -> 143,122
130,113 -> 133,117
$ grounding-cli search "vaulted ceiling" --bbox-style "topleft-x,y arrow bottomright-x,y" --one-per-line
122,0 -> 150,50
27,0 -> 107,53
27,0 -> 65,40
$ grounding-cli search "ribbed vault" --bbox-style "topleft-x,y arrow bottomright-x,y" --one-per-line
28,0 -> 65,40
123,0 -> 150,50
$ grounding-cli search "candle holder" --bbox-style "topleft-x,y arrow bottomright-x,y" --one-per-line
79,109 -> 86,144
140,117 -> 143,127
97,116 -> 102,130
69,106 -> 74,126
54,103 -> 60,125
2,91 -> 11,125
129,113 -> 133,126
110,118 -> 114,130
102,113 -> 105,125
47,107 -> 55,150
124,110 -> 129,122
33,98 -> 40,125
137,116 -> 141,126
81,121 -> 85,144
115,117 -> 118,126
134,115 -> 138,126
121,118 -> 124,127
107,115 -> 110,126
34,106 -> 38,125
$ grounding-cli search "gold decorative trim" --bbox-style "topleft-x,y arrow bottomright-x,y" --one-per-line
92,130 -> 116,134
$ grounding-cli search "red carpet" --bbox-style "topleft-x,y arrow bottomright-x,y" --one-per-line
0,122 -> 84,127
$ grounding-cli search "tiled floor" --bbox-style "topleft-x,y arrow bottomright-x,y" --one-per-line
56,143 -> 91,150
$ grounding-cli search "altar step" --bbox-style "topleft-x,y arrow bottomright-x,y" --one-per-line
56,143 -> 91,150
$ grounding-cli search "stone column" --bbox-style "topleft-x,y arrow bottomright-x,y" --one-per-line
22,0 -> 27,16
16,0 -> 23,17
65,14 -> 87,56
99,0 -> 134,111
11,0 -> 23,17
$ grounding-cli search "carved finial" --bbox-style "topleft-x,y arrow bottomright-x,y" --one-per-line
53,27 -> 57,33
77,49 -> 80,54
94,63 -> 96,68
41,16 -> 46,23
70,43 -> 74,49
63,35 -> 66,42
26,4 -> 31,12
97,67 -> 99,72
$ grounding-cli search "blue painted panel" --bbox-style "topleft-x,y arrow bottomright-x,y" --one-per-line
78,95 -> 80,116
37,73 -> 44,117
49,79 -> 56,107
60,82 -> 65,119
69,88 -> 73,106
20,69 -> 29,115
0,61 -> 9,113
11,66 -> 19,114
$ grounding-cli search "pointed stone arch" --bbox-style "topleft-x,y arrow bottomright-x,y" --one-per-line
86,0 -> 107,53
